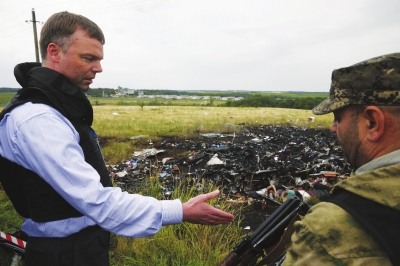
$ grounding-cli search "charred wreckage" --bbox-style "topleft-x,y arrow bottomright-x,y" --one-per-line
108,125 -> 351,205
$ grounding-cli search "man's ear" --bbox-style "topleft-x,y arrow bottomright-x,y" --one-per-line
362,106 -> 385,142
47,43 -> 61,63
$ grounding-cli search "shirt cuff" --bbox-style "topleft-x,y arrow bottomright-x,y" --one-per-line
161,199 -> 183,225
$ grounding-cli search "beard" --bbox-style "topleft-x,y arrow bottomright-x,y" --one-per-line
338,113 -> 363,170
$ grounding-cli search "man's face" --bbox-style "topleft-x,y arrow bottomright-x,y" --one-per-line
57,28 -> 103,91
331,106 -> 364,169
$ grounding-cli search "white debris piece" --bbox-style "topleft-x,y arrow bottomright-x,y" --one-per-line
200,133 -> 223,138
133,148 -> 165,158
297,190 -> 311,201
206,154 -> 225,165
116,170 -> 128,177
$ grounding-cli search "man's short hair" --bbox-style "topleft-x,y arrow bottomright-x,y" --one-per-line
312,53 -> 400,115
39,11 -> 105,60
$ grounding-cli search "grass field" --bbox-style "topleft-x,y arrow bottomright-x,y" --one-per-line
92,106 -> 333,164
0,92 -> 14,107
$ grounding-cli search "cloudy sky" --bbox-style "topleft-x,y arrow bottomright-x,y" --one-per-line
1,0 -> 399,92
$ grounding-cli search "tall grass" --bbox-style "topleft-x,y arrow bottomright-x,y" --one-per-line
0,92 -> 15,107
110,179 -> 246,265
0,189 -> 23,232
0,188 -> 24,265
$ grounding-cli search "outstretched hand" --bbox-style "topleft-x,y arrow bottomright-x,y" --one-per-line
182,190 -> 234,225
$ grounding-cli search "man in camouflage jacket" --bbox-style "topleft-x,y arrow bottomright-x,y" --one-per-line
283,53 -> 400,265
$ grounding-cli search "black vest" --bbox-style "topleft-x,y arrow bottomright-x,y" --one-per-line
0,63 -> 112,222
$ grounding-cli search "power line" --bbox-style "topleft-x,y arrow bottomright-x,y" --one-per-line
34,0 -> 80,10
1,27 -> 30,39
0,10 -> 29,25
0,0 -> 170,30
0,22 -> 26,34
88,0 -> 156,13
86,0 -> 171,16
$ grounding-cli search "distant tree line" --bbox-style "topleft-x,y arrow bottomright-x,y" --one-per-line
86,88 -> 258,98
85,88 -> 328,110
224,95 -> 326,110
0,87 -> 19,92
136,89 -> 252,98
285,91 -> 327,95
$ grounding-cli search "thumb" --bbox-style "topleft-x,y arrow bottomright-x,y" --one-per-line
194,190 -> 220,202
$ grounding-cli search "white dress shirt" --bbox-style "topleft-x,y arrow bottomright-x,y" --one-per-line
0,102 -> 182,237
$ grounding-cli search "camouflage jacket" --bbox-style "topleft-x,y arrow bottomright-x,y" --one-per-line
282,162 -> 400,266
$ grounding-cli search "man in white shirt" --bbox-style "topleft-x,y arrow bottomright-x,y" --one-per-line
0,11 -> 233,265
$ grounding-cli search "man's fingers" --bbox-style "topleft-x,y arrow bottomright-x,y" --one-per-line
182,190 -> 234,225
195,190 -> 220,202
194,212 -> 235,225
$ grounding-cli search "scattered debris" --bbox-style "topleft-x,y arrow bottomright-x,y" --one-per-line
109,125 -> 350,204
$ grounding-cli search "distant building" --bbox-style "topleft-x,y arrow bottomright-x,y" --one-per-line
125,88 -> 135,95
114,86 -> 135,97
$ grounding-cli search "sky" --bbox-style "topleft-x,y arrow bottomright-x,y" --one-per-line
1,0 -> 400,92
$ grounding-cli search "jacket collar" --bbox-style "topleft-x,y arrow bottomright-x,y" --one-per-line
13,62 -> 93,125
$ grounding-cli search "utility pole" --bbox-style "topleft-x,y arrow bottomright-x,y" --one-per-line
26,8 -> 41,62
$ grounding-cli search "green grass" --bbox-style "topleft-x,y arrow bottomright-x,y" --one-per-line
0,92 -> 15,107
0,188 -> 24,266
0,188 -> 23,232
110,180 -> 245,266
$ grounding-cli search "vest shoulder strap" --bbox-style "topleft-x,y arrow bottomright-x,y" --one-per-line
327,189 -> 400,265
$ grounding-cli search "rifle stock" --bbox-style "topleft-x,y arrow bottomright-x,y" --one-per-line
218,198 -> 309,266
219,248 -> 260,266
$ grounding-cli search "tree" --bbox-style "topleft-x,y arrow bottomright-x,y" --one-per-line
139,101 -> 145,110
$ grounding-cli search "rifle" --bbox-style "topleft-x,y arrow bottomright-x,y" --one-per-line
218,198 -> 309,266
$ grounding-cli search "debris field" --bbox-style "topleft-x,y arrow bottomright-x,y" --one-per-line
108,125 -> 352,229
109,125 -> 350,200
